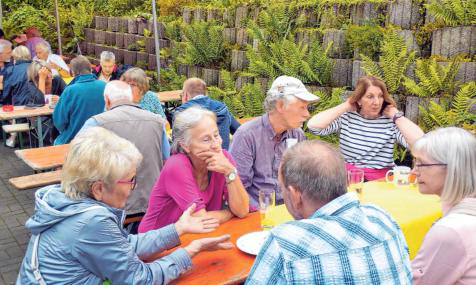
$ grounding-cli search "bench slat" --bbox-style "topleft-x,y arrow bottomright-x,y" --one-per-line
9,170 -> 62,190
2,123 -> 29,133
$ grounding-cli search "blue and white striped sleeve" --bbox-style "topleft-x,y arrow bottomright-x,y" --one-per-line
246,233 -> 287,285
308,115 -> 342,136
394,126 -> 408,148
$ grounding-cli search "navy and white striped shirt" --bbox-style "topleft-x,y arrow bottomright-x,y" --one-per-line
310,112 -> 407,169
246,193 -> 412,285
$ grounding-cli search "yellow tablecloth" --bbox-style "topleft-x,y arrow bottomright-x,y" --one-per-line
63,77 -> 74,84
268,181 -> 442,260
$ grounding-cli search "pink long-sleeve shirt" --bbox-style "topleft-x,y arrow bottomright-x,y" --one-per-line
412,198 -> 476,285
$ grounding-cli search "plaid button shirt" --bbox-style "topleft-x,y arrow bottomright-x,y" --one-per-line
246,193 -> 412,285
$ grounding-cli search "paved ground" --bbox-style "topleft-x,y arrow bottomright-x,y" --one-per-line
0,143 -> 38,284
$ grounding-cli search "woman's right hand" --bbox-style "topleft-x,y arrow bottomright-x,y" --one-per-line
38,67 -> 50,80
184,234 -> 233,258
175,203 -> 219,235
344,98 -> 358,112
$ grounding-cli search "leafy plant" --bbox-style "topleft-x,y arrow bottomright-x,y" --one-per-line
418,82 -> 476,132
157,68 -> 186,91
426,0 -> 476,26
182,21 -> 226,68
403,56 -> 461,98
247,39 -> 333,85
360,30 -> 415,94
345,24 -> 384,61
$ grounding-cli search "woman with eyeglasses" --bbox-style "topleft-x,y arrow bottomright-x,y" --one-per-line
17,127 -> 234,285
139,106 -> 249,233
411,127 -> 476,285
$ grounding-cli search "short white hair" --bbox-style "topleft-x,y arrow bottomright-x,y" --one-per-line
62,127 -> 142,200
172,106 -> 216,154
35,42 -> 51,54
0,39 -> 12,53
413,127 -> 476,205
104,80 -> 133,104
100,51 -> 115,63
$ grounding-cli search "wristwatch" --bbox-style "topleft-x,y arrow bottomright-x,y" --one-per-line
392,111 -> 404,123
225,168 -> 237,184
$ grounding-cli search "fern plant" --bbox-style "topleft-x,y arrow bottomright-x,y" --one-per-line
418,82 -> 476,132
360,30 -> 415,94
403,56 -> 461,98
426,0 -> 476,26
182,21 -> 226,68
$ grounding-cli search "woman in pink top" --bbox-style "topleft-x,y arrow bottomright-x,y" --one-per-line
411,127 -> 476,285
139,106 -> 249,233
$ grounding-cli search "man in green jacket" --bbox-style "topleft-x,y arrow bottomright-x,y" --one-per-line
53,56 -> 105,145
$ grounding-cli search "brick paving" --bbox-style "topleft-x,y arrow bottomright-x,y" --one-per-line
0,144 -> 38,284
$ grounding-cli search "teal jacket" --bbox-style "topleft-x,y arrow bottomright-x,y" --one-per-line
53,74 -> 106,145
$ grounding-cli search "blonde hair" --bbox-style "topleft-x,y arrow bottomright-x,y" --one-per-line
413,127 -> 476,206
172,106 -> 216,154
121,67 -> 149,96
182,77 -> 207,100
62,127 -> 143,200
12,46 -> 31,61
27,60 -> 50,86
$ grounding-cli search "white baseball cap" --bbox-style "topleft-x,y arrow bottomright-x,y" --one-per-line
267,76 -> 320,103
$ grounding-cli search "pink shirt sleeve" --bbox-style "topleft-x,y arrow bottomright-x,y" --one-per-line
412,224 -> 468,285
164,154 -> 206,212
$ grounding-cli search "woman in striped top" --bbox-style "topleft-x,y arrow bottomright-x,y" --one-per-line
307,76 -> 424,181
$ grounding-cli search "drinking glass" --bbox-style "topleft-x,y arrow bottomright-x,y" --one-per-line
348,169 -> 364,200
259,191 -> 275,230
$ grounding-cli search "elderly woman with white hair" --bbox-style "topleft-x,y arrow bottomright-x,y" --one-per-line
34,42 -> 70,77
139,106 -> 249,233
93,51 -> 123,82
121,67 -> 166,119
411,127 -> 476,285
17,127 -> 233,285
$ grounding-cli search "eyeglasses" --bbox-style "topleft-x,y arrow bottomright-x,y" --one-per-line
412,159 -> 447,170
117,176 -> 137,190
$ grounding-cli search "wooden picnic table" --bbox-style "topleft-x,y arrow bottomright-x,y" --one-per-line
150,181 -> 440,285
15,144 -> 69,171
156,90 -> 181,103
0,105 -> 54,147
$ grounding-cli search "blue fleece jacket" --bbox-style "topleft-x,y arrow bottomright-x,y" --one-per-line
53,74 -> 105,145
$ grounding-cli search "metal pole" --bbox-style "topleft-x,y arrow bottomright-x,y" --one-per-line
151,0 -> 160,82
54,0 -> 62,55
0,0 -> 3,29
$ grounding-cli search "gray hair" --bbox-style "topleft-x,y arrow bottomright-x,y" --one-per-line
172,106 -> 216,154
0,39 -> 12,53
280,140 -> 347,204
12,46 -> 31,61
104,80 -> 133,104
413,127 -> 476,206
263,91 -> 297,112
100,51 -> 115,63
35,42 -> 51,54
27,60 -> 51,86
71,55 -> 91,76
121,67 -> 149,95
62,127 -> 142,200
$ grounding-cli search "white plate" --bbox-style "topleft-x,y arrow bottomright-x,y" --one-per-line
236,231 -> 270,255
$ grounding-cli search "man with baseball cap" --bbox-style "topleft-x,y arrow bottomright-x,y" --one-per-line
230,75 -> 319,210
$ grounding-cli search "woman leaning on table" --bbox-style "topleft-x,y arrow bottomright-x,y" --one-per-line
17,127 -> 233,285
139,106 -> 249,233
307,76 -> 424,181
411,127 -> 476,285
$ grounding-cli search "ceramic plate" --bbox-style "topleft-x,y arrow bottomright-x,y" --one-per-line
236,231 -> 270,255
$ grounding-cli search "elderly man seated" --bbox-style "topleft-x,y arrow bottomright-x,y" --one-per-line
80,80 -> 170,232
93,51 -> 124,82
230,75 -> 319,209
53,56 -> 105,145
175,78 -> 240,150
34,42 -> 70,78
246,140 -> 412,284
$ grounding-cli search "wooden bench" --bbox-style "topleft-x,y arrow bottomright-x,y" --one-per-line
2,123 -> 31,148
9,170 -> 62,190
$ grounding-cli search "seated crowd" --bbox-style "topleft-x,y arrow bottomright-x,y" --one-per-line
2,27 -> 473,285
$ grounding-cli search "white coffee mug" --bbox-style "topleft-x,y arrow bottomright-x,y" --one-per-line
386,166 -> 413,187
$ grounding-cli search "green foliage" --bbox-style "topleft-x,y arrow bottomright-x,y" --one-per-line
360,30 -> 415,94
157,68 -> 186,92
247,39 -> 333,85
345,24 -> 384,61
164,19 -> 183,42
182,21 -> 226,68
426,0 -> 476,26
3,5 -> 55,45
403,56 -> 461,98
418,82 -> 476,132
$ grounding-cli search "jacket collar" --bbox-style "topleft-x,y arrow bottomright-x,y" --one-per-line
68,73 -> 98,86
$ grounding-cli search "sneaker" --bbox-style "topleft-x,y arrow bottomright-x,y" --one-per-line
5,134 -> 16,148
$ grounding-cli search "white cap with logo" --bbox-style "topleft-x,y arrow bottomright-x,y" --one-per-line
267,75 -> 320,103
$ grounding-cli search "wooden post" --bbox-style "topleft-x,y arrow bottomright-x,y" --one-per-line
54,0 -> 62,55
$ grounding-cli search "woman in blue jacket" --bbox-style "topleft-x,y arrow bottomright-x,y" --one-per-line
17,127 -> 231,285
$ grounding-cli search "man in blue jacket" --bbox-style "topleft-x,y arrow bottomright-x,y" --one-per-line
175,78 -> 240,150
53,56 -> 105,145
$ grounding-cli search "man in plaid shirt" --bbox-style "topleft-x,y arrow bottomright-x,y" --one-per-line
246,141 -> 411,285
